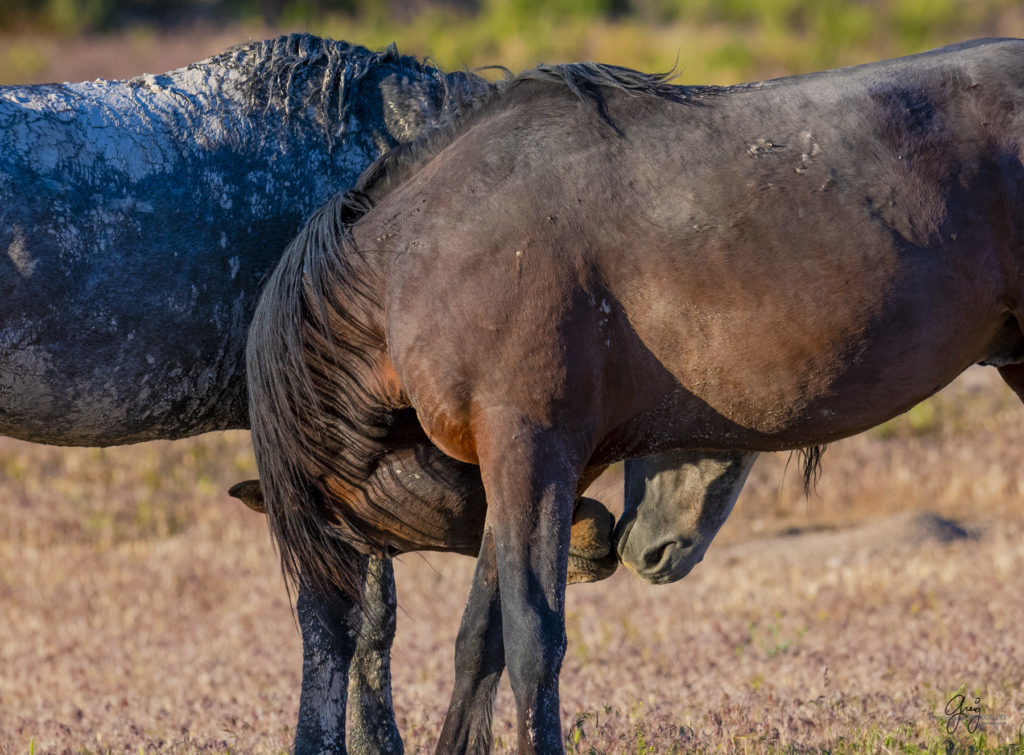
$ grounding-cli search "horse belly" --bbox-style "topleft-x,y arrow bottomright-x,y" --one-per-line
614,270 -> 1002,450
603,213 -> 1006,451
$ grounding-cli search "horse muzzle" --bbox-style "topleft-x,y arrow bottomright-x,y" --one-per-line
614,514 -> 704,584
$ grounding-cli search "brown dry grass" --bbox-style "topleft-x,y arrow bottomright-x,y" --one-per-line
2,369 -> 1023,754
3,29 -> 1024,755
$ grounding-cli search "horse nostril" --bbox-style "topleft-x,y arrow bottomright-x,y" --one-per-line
641,538 -> 693,570
641,543 -> 667,569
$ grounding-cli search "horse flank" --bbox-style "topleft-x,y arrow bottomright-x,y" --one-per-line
246,60 -> 809,596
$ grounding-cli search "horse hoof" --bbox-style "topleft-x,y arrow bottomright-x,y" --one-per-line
567,496 -> 617,583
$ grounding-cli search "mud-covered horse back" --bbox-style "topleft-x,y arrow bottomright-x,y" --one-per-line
0,34 -> 491,445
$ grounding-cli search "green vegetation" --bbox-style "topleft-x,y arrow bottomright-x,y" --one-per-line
286,0 -> 1024,80
3,0 -> 1024,83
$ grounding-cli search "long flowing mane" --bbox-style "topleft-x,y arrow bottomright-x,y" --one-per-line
247,60 -> 724,597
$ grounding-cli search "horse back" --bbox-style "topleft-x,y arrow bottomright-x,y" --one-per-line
378,39 -> 1024,460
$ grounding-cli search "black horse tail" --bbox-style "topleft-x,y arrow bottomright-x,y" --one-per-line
797,444 -> 826,495
247,190 -> 388,599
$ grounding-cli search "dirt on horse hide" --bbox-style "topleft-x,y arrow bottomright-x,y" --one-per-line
0,34 -> 491,445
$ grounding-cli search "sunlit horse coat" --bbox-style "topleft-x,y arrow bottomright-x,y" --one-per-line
249,39 -> 1024,752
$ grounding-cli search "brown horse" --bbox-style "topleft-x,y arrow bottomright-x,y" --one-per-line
248,38 -> 1024,751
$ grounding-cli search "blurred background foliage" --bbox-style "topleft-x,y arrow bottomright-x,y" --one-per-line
2,0 -> 1024,85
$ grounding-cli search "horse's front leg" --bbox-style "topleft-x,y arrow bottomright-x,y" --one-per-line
436,492 -> 617,753
347,555 -> 403,754
294,577 -> 361,755
436,531 -> 505,754
475,417 -> 582,754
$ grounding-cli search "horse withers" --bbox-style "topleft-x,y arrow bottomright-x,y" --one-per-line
248,39 -> 1024,751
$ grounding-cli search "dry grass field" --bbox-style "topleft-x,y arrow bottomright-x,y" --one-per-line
2,368 -> 1024,754
3,25 -> 1024,755
6,366 -> 1024,753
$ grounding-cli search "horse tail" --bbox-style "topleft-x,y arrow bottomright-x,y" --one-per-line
247,191 -> 388,599
797,444 -> 826,495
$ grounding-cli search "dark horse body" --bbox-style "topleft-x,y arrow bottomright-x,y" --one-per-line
3,37 -> 650,752
0,35 -> 499,753
249,38 -> 1024,751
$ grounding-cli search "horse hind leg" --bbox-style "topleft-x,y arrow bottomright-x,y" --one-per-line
229,483 -> 399,753
347,555 -> 403,755
293,557 -> 405,755
294,579 -> 362,755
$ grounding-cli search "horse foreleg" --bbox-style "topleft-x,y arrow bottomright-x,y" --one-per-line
475,417 -> 581,754
294,573 -> 362,755
347,555 -> 403,754
436,531 -> 505,754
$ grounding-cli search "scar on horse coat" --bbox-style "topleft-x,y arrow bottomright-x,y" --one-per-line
248,38 -> 1024,751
